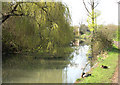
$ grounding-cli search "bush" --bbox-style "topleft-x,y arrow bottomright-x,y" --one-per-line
92,24 -> 117,56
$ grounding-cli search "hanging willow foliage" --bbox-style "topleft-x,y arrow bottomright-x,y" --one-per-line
2,2 -> 74,58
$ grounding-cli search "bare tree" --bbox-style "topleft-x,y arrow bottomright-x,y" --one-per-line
83,0 -> 99,31
82,0 -> 100,58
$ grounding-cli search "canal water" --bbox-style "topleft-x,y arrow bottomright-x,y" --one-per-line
2,45 -> 91,83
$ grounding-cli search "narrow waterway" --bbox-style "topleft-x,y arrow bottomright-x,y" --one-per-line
3,45 -> 91,83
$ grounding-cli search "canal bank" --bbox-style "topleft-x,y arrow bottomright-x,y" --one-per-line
75,46 -> 119,83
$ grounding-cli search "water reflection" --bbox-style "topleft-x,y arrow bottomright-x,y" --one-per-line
62,45 -> 90,83
3,45 -> 91,83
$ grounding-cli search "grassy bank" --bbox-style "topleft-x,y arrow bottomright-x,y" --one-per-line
76,46 -> 119,83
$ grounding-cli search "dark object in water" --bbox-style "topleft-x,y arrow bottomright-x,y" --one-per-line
81,72 -> 91,78
101,65 -> 108,69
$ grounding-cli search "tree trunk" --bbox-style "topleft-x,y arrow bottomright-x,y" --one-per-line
91,0 -> 95,58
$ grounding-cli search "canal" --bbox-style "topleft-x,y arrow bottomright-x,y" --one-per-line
3,45 -> 91,83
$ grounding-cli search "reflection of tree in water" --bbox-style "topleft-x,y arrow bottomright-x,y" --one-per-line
3,45 -> 91,83
87,47 -> 98,67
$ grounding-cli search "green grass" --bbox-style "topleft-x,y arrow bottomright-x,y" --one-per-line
76,48 -> 119,83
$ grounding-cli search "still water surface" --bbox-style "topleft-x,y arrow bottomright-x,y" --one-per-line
3,45 -> 91,83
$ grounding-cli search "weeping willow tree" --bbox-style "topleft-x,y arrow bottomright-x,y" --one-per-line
2,2 -> 74,58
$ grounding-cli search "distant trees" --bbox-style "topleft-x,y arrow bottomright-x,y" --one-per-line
79,24 -> 90,35
73,24 -> 90,36
2,2 -> 74,58
73,26 -> 79,36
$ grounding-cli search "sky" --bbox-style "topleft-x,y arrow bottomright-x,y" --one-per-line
62,0 -> 119,26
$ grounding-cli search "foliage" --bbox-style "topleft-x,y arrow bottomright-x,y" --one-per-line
104,24 -> 118,39
118,25 -> 120,41
79,24 -> 90,35
83,0 -> 101,59
92,24 -> 118,56
87,10 -> 101,32
2,2 -> 74,58
73,26 -> 79,36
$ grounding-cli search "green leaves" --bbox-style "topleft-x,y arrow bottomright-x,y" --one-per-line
51,22 -> 59,30
87,9 -> 101,32
90,28 -> 94,32
2,2 -> 73,56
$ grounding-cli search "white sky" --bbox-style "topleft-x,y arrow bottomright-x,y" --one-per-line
62,0 -> 119,26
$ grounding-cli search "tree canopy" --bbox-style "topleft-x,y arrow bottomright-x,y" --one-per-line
2,2 -> 74,58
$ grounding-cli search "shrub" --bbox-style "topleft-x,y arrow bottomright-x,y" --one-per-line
92,24 -> 117,56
